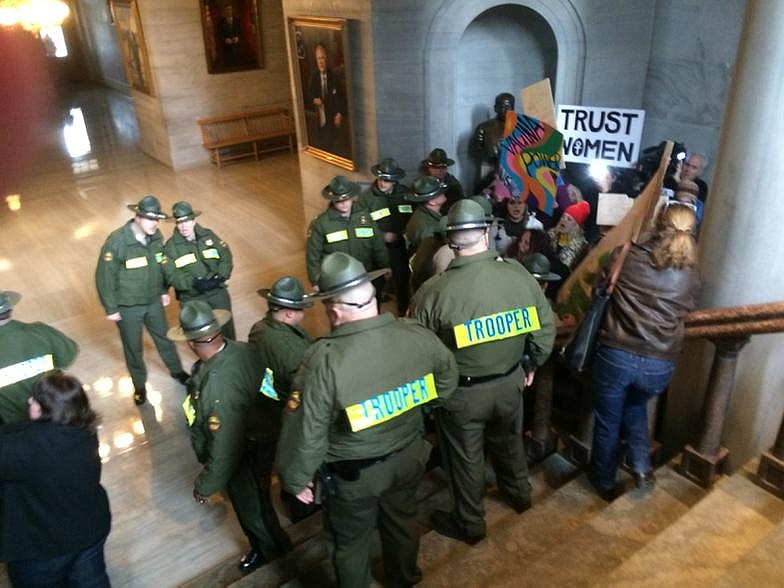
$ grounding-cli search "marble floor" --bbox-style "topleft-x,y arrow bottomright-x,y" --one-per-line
1,85 -> 333,587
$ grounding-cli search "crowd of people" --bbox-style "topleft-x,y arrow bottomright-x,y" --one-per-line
0,138 -> 704,586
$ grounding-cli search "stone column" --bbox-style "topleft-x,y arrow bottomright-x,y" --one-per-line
684,0 -> 784,469
756,410 -> 784,497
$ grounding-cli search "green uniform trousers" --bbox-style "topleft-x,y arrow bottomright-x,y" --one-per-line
116,301 -> 182,389
436,366 -> 531,536
181,287 -> 236,340
227,440 -> 292,560
387,241 -> 410,314
324,437 -> 425,588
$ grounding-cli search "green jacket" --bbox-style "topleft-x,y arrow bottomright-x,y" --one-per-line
95,221 -> 168,313
277,312 -> 458,494
0,320 -> 78,424
359,182 -> 413,236
247,314 -> 312,406
411,249 -> 555,376
185,340 -> 275,496
405,206 -> 444,291
306,204 -> 389,284
442,172 -> 464,211
163,224 -> 233,301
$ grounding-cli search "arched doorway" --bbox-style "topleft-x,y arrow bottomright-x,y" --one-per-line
454,4 -> 557,191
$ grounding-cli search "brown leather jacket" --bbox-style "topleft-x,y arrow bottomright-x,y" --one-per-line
598,242 -> 699,361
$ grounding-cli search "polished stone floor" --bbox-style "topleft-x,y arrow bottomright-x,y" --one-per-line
0,85 -> 332,587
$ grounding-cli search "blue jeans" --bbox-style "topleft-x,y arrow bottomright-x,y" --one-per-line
7,539 -> 110,588
590,345 -> 675,490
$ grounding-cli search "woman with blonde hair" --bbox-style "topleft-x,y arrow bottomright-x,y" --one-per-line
589,203 -> 700,501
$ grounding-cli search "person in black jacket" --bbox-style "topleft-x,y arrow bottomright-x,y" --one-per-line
0,371 -> 111,587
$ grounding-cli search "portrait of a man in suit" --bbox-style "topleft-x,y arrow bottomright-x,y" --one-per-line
305,42 -> 350,159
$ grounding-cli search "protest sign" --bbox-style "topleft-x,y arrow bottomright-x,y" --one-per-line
596,193 -> 634,227
557,105 -> 645,168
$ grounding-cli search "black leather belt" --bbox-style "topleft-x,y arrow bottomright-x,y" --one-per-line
458,362 -> 519,387
329,446 -> 404,481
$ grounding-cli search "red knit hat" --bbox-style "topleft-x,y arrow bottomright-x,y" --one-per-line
564,200 -> 590,226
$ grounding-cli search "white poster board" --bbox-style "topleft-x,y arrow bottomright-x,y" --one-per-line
556,105 -> 645,168
596,193 -> 634,226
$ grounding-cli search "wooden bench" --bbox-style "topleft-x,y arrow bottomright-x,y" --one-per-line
197,106 -> 296,167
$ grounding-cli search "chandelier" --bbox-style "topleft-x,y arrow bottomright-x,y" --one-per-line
0,0 -> 71,32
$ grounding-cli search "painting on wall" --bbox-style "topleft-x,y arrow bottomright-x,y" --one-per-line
288,17 -> 354,170
111,0 -> 154,95
200,0 -> 264,74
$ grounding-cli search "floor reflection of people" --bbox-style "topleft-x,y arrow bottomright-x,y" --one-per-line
306,42 -> 349,157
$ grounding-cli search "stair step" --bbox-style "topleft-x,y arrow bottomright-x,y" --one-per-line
517,464 -> 705,586
418,470 -> 605,585
597,471 -> 784,587
714,516 -> 784,586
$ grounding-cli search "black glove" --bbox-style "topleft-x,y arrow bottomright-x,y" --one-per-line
192,277 -> 210,293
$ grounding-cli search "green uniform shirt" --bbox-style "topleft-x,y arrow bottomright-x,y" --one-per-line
411,249 -> 555,376
405,206 -> 443,290
0,320 -> 78,424
359,182 -> 413,236
277,313 -> 458,493
95,221 -> 169,314
247,314 -> 312,405
306,204 -> 389,284
185,340 -> 273,496
163,224 -> 233,301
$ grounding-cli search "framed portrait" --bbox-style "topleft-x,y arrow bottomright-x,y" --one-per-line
111,0 -> 154,96
288,17 -> 354,170
200,0 -> 264,74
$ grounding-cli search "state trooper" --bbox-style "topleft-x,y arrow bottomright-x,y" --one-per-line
164,200 -> 235,339
0,290 -> 78,423
170,301 -> 291,574
359,158 -> 413,315
277,252 -> 458,587
422,147 -> 464,213
95,195 -> 187,405
248,275 -> 317,522
306,175 -> 389,290
411,199 -> 555,545
404,176 -> 446,293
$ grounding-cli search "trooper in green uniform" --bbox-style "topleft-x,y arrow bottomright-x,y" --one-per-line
404,176 -> 447,293
170,301 -> 292,574
360,158 -> 413,315
164,201 -> 236,339
95,195 -> 187,405
422,147 -> 465,213
411,199 -> 556,545
277,252 -> 458,587
248,275 -> 317,522
0,290 -> 78,424
306,175 -> 389,288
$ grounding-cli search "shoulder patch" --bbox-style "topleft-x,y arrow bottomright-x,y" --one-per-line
286,390 -> 302,413
207,414 -> 221,432
103,251 -> 113,262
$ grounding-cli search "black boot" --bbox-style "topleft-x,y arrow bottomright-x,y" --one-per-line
133,387 -> 147,406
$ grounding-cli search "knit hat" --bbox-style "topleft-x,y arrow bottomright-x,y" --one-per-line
563,201 -> 590,226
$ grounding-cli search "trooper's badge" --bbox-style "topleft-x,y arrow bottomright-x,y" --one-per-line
103,251 -> 113,262
286,390 -> 302,413
205,239 -> 213,246
207,414 -> 221,432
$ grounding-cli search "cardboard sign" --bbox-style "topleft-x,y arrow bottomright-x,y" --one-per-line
557,105 -> 645,168
521,79 -> 556,128
596,193 -> 634,226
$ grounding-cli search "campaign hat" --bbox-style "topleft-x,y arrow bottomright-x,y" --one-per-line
405,176 -> 446,203
171,201 -> 202,222
0,290 -> 21,314
127,195 -> 168,220
322,176 -> 359,202
371,158 -> 406,181
257,276 -> 313,310
423,147 -> 455,167
314,252 -> 386,299
168,300 -> 232,341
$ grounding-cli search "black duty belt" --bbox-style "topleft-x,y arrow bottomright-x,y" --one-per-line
328,444 -> 407,481
458,362 -> 519,387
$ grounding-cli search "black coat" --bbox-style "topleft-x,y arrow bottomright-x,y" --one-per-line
0,421 -> 111,561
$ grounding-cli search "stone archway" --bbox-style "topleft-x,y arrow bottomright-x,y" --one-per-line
424,0 -> 585,187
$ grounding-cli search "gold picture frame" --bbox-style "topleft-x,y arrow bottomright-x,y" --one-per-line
111,0 -> 155,96
200,0 -> 264,74
288,17 -> 355,170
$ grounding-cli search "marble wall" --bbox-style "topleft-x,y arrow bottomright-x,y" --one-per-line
640,0 -> 746,178
74,0 -> 128,92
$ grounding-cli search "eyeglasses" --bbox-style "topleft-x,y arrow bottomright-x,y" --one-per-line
323,295 -> 375,309
191,333 -> 220,345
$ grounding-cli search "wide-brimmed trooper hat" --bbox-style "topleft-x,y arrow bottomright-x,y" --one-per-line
322,176 -> 359,202
257,276 -> 313,310
371,158 -> 406,181
469,195 -> 503,223
422,147 -> 455,168
314,252 -> 387,299
446,199 -> 491,231
171,201 -> 202,223
522,253 -> 561,282
168,300 -> 232,341
0,290 -> 21,314
405,176 -> 446,203
127,195 -> 169,220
